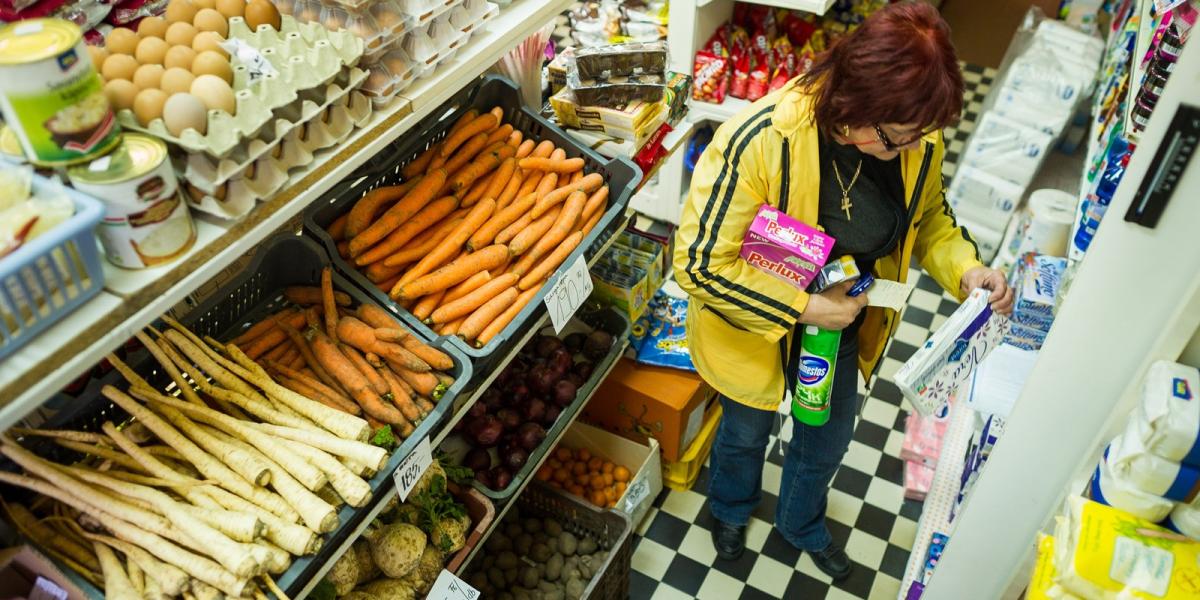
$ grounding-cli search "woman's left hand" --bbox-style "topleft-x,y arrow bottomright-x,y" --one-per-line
961,266 -> 1014,315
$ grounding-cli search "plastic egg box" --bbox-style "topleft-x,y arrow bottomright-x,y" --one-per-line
182,89 -> 374,220
428,12 -> 468,58
452,0 -> 499,38
398,0 -> 463,28
283,0 -> 410,61
114,15 -> 364,159
183,67 -> 370,194
361,48 -> 418,106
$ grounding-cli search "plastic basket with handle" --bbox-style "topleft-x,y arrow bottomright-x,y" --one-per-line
303,74 -> 641,378
0,175 -> 105,360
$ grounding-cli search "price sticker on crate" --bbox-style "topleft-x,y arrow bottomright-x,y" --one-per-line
544,255 -> 594,334
623,477 -> 650,513
428,570 -> 480,600
393,436 -> 433,502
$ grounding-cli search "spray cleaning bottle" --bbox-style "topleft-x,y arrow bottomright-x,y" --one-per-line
792,258 -> 873,426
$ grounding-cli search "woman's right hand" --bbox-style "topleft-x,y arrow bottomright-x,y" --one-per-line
798,280 -> 869,330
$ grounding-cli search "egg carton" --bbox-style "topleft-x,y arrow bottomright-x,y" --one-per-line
361,47 -> 419,107
402,13 -> 467,80
398,0 -> 463,28
113,15 -> 364,159
183,66 -> 370,194
453,0 -> 499,38
282,0 -> 411,64
183,90 -> 375,219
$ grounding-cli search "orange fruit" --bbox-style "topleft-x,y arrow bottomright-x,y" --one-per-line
547,458 -> 562,470
616,481 -> 627,495
578,448 -> 592,462
572,462 -> 587,476
587,457 -> 603,471
605,487 -> 617,503
549,481 -> 562,489
555,448 -> 572,461
613,465 -> 631,483
575,473 -> 590,486
603,473 -> 614,486
553,468 -> 570,483
602,461 -> 614,474
589,476 -> 606,491
568,484 -> 585,497
589,490 -> 607,506
536,465 -> 552,482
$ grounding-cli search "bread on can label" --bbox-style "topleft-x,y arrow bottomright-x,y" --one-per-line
67,133 -> 196,269
0,19 -> 121,166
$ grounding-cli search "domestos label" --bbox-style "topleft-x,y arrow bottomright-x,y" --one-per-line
797,356 -> 830,385
0,19 -> 120,166
68,134 -> 196,269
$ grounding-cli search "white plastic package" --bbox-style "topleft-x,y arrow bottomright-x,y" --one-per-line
1089,444 -> 1176,522
1131,361 -> 1200,467
1166,502 -> 1200,540
1107,432 -> 1200,503
947,165 -> 1024,227
959,113 -> 1054,188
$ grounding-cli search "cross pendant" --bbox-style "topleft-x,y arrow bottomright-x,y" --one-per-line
841,194 -> 852,221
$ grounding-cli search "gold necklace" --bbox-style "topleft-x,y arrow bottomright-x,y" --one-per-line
832,159 -> 862,221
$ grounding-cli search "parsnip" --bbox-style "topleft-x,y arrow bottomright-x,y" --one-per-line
287,442 -> 372,508
93,542 -> 139,600
82,532 -> 189,596
5,503 -> 99,572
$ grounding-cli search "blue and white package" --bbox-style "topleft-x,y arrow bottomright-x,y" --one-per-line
1167,503 -> 1200,540
631,287 -> 695,372
1107,433 -> 1200,503
1003,322 -> 1049,351
1088,445 -> 1176,521
1014,254 -> 1066,321
1132,361 -> 1200,467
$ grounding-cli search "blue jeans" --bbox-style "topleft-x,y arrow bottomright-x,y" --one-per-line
707,335 -> 860,552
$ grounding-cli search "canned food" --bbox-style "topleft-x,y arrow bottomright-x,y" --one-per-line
1141,68 -> 1168,99
0,19 -> 120,166
67,133 -> 196,269
1132,98 -> 1154,132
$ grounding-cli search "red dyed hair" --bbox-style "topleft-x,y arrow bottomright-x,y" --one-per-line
798,1 -> 963,136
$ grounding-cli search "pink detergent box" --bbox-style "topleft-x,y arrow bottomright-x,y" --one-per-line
740,205 -> 835,289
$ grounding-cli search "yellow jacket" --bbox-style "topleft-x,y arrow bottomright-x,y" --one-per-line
674,82 -> 983,411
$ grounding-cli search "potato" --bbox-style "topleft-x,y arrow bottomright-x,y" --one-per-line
530,543 -> 552,563
544,591 -> 564,600
513,588 -> 531,600
544,519 -> 563,537
516,533 -> 534,556
497,551 -> 520,570
545,553 -> 564,582
505,568 -> 519,586
559,532 -> 578,557
565,577 -> 585,599
500,593 -> 515,600
538,580 -> 557,593
547,538 -> 559,554
578,537 -> 597,555
521,566 -> 540,589
488,566 -> 506,590
488,533 -> 513,553
524,518 -> 543,534
468,572 -> 489,592
506,522 -> 524,538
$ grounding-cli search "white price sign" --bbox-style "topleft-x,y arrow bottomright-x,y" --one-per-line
392,436 -> 433,502
428,569 -> 480,600
543,254 -> 594,334
622,477 -> 650,513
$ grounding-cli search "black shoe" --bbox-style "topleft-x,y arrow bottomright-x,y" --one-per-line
809,544 -> 852,580
711,520 -> 746,561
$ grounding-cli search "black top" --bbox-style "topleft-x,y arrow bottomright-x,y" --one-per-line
816,134 -> 907,276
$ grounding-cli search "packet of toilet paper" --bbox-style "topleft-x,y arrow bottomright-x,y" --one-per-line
1054,496 -> 1200,600
902,411 -> 949,467
1004,322 -> 1049,351
1027,535 -> 1084,600
1132,361 -> 1200,467
959,113 -> 1054,188
1014,254 -> 1066,321
1107,433 -> 1200,503
947,165 -> 1024,224
1164,503 -> 1200,541
1089,445 -> 1176,522
904,459 -> 933,501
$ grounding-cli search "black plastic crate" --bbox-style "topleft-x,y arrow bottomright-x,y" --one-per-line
3,235 -> 471,598
303,75 -> 641,378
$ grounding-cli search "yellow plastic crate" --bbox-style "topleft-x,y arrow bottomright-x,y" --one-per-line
662,402 -> 722,492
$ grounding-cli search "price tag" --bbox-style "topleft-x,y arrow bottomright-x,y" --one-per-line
543,254 -> 594,334
29,578 -> 67,600
392,436 -> 432,502
428,569 -> 480,600
622,476 -> 650,513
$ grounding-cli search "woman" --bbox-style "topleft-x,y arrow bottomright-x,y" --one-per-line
673,2 -> 1014,580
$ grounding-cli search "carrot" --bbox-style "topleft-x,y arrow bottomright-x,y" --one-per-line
516,168 -> 542,198
337,316 -> 431,372
518,157 -> 585,173
278,319 -> 345,396
392,244 -> 510,300
278,346 -> 301,367
495,211 -> 534,245
466,193 -> 534,251
496,168 -> 526,209
305,306 -> 321,330
411,289 -> 445,321
349,169 -> 447,257
461,172 -> 493,207
320,267 -> 338,342
508,130 -> 523,147
262,339 -> 293,364
533,171 -> 558,202
489,106 -> 503,124
399,336 -> 454,371
242,327 -> 287,360
509,204 -> 562,256
535,190 -> 586,254
357,304 -> 403,330
378,217 -> 461,271
581,205 -> 604,236
402,141 -> 442,179
532,173 -> 604,219
378,367 -> 420,422
477,287 -> 539,345
459,287 -> 520,342
570,170 -> 583,184
340,343 -> 389,395
389,197 -> 495,285
345,178 -> 420,238
329,213 -> 349,241
580,184 -> 609,224
483,157 -> 516,202
439,316 -> 466,336
520,231 -> 583,290
378,275 -> 401,294
336,240 -> 351,259
416,396 -> 437,415
268,360 -> 357,414
440,132 -> 489,181
355,195 -> 459,266
486,123 -> 513,146
365,259 -> 408,284
364,351 -> 385,368
373,327 -> 408,343
311,331 -> 401,423
430,273 -> 518,324
515,139 -> 535,158
391,362 -> 443,398
440,113 -> 498,157
232,309 -> 303,346
531,140 -> 555,158
448,148 -> 502,195
284,286 -> 351,307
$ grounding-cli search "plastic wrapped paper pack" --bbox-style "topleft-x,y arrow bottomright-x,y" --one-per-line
1107,433 -> 1200,504
1165,503 -> 1200,540
1089,445 -> 1176,522
1026,535 -> 1083,600
947,165 -> 1025,226
901,410 -> 950,468
958,112 -> 1055,189
1053,496 -> 1200,599
571,41 -> 668,82
1131,361 -> 1200,467
903,459 -> 934,501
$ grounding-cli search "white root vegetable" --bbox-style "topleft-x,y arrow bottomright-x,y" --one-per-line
53,440 -> 148,473
201,486 -> 318,555
145,396 -> 272,487
253,421 -> 387,471
126,554 -> 145,595
98,469 -> 207,488
134,331 -> 208,408
160,326 -> 271,407
83,532 -> 189,597
255,539 -> 292,574
276,437 -> 371,508
10,428 -> 110,444
93,541 -> 140,600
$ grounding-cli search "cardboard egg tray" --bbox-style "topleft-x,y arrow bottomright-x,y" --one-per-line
180,81 -> 373,220
113,14 -> 364,159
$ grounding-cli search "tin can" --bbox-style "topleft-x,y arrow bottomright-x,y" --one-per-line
67,133 -> 196,269
0,19 -> 120,166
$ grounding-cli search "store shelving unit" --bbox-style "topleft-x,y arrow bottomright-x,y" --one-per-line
0,0 -> 573,432
689,96 -> 751,123
696,0 -> 834,13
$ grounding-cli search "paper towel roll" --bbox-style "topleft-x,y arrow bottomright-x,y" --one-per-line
1018,189 -> 1076,257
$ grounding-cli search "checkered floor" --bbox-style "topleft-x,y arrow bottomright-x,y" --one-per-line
619,65 -> 998,600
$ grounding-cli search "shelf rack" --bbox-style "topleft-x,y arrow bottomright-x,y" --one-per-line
0,0 -> 574,432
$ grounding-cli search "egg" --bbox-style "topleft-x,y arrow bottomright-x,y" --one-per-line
165,0 -> 200,24
191,51 -> 233,84
133,64 -> 165,89
86,45 -> 109,69
215,0 -> 245,18
191,74 -> 236,114
193,8 -> 229,37
164,45 -> 197,70
164,22 -> 198,46
135,37 -> 169,65
137,16 -> 168,38
192,0 -> 216,8
161,67 -> 197,95
322,7 -> 347,31
163,93 -> 209,136
191,31 -> 228,57
133,88 -> 169,126
244,0 -> 281,31
101,54 -> 139,81
103,79 -> 139,111
105,28 -> 140,55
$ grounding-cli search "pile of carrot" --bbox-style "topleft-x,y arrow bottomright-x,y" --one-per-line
229,268 -> 456,437
324,107 -> 611,347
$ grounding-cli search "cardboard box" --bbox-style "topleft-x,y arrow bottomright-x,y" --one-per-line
740,204 -> 834,290
584,358 -> 716,462
0,545 -> 89,600
558,421 -> 662,529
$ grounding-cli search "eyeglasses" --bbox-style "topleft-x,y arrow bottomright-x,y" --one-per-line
873,124 -> 936,151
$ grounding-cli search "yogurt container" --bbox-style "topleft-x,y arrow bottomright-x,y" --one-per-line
67,133 -> 196,269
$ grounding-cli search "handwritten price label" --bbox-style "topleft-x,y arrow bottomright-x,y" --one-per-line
543,254 -> 594,334
622,477 -> 650,514
428,570 -> 480,600
392,436 -> 432,502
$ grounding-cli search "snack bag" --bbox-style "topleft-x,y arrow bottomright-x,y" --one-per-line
747,58 -> 770,100
692,52 -> 729,103
782,11 -> 817,47
769,37 -> 796,91
632,287 -> 695,372
730,51 -> 751,99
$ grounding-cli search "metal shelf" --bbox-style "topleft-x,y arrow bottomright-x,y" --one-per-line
689,96 -> 751,123
696,0 -> 834,15
0,0 -> 574,433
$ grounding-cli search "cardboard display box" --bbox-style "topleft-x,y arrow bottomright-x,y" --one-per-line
558,421 -> 663,529
584,358 -> 716,462
0,545 -> 88,600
